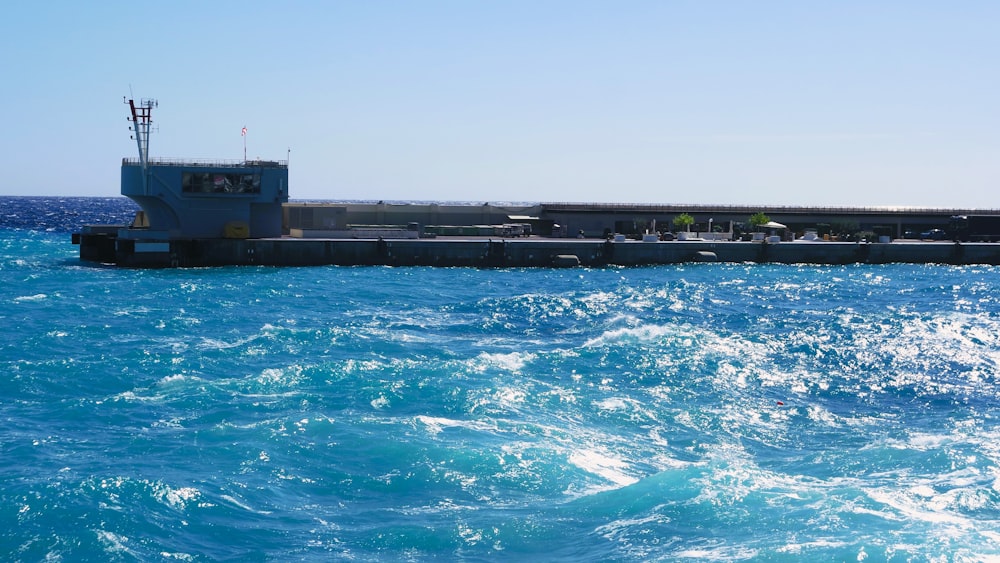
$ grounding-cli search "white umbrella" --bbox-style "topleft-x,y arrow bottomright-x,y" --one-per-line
761,221 -> 787,229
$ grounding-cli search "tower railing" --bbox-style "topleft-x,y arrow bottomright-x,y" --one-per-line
122,157 -> 288,168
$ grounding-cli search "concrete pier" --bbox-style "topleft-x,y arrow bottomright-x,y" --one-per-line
81,98 -> 1000,269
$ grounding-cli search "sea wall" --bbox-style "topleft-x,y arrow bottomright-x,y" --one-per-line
141,238 -> 1000,268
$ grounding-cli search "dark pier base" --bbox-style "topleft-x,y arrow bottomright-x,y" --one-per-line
76,233 -> 1000,268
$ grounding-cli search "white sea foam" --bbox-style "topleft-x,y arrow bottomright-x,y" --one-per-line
864,488 -> 972,527
492,386 -> 526,408
94,530 -> 132,555
159,552 -> 195,561
538,385 -> 578,405
475,351 -> 536,373
256,365 -> 302,387
112,306 -> 151,316
158,374 -> 187,385
776,539 -> 851,554
219,494 -> 271,515
671,546 -> 760,560
583,323 -> 680,348
415,415 -> 498,436
195,336 -> 246,351
153,482 -> 201,510
568,449 -> 638,489
594,512 -> 671,547
594,397 -> 628,411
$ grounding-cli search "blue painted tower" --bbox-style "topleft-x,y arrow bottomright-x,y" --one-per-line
119,98 -> 289,240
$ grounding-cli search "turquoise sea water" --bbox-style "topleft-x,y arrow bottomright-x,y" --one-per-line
2,197 -> 1000,561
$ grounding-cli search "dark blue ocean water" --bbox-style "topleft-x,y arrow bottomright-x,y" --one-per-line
2,197 -> 1000,561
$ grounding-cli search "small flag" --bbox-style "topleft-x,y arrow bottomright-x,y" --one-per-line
241,126 -> 247,136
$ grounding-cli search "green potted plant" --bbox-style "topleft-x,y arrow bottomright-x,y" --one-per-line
673,213 -> 695,239
748,212 -> 770,231
748,212 -> 770,241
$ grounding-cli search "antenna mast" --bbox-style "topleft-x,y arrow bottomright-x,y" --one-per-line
125,97 -> 157,192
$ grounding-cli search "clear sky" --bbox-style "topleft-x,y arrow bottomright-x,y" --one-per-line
2,1 -> 997,207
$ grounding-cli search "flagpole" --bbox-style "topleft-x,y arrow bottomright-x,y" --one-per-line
242,126 -> 247,162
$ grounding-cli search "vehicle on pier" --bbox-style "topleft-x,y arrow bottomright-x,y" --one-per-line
949,215 -> 1000,242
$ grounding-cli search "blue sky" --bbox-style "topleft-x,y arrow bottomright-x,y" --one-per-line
2,1 -> 997,207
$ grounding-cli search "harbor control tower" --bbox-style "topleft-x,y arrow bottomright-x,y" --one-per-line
76,98 -> 289,265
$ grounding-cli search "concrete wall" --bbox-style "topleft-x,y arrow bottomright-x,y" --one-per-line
132,238 -> 1000,268
283,202 -> 542,233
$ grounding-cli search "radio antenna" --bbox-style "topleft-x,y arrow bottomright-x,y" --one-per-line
125,96 -> 158,193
